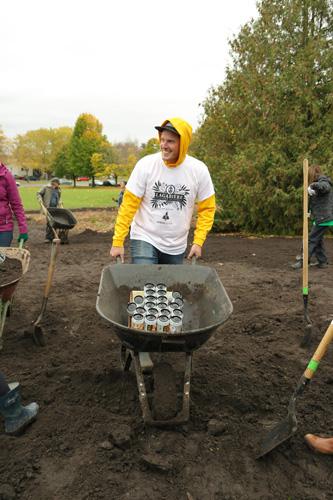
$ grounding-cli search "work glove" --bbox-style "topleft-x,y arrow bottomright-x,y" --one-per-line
18,233 -> 28,242
308,185 -> 316,196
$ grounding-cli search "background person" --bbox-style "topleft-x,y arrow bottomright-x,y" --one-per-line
292,164 -> 333,269
37,178 -> 68,243
117,180 -> 127,207
0,162 -> 28,247
110,118 -> 216,264
0,371 -> 38,435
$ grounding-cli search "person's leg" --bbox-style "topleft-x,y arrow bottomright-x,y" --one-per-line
130,239 -> 159,264
309,225 -> 328,264
130,240 -> 158,371
157,250 -> 185,265
45,223 -> 53,242
0,372 -> 10,397
0,381 -> 39,435
0,231 -> 13,247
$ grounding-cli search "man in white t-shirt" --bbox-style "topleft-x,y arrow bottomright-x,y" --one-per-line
110,117 -> 216,264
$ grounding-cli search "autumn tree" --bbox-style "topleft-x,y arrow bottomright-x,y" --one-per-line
13,127 -> 72,176
0,127 -> 13,164
139,138 -> 159,158
69,113 -> 109,186
193,0 -> 333,234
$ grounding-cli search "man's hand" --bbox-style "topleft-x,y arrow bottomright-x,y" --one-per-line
188,244 -> 202,260
110,246 -> 125,263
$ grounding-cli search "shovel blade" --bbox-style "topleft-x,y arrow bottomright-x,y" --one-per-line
31,325 -> 46,347
257,413 -> 297,458
300,323 -> 313,347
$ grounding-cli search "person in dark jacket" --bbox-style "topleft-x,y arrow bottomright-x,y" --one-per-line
117,180 -> 127,207
292,165 -> 333,269
37,178 -> 68,243
0,371 -> 38,435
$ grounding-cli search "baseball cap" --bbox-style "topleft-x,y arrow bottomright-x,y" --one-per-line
155,121 -> 180,136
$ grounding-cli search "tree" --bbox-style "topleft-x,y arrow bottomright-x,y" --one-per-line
69,113 -> 108,186
0,127 -> 13,164
139,138 -> 159,158
12,127 -> 72,176
193,0 -> 333,234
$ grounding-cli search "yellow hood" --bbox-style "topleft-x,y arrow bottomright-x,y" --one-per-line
158,117 -> 192,167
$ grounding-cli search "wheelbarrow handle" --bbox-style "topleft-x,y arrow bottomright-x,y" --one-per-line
304,320 -> 333,380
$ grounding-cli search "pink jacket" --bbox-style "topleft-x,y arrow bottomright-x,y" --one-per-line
0,163 -> 28,234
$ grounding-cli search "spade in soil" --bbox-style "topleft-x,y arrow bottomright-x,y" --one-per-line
257,320 -> 333,458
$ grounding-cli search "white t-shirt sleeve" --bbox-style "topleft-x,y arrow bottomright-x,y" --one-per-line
126,158 -> 147,198
197,162 -> 215,202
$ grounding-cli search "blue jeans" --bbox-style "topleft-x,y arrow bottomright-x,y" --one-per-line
130,239 -> 185,265
0,231 -> 13,247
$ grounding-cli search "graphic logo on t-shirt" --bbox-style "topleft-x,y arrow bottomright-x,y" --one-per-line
151,181 -> 190,210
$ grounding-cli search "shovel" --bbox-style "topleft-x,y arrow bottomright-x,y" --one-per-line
27,236 -> 61,346
257,320 -> 333,458
300,158 -> 313,347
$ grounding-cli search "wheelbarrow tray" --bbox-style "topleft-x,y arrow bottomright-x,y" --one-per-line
0,248 -> 30,301
96,263 -> 233,352
47,208 -> 77,230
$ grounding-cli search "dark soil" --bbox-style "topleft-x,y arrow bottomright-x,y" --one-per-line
0,258 -> 22,286
1,221 -> 333,500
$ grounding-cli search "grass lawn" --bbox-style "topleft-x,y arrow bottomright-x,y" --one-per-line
19,186 -> 120,211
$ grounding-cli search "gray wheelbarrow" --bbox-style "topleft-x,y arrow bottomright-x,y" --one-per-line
96,262 -> 233,426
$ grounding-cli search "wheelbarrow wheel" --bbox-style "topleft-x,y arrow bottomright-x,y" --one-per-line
120,345 -> 132,371
152,362 -> 178,421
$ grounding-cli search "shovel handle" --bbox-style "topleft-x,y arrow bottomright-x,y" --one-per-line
43,239 -> 60,298
302,158 -> 309,295
304,321 -> 333,380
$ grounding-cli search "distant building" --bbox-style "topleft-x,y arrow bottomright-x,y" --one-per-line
6,164 -> 34,178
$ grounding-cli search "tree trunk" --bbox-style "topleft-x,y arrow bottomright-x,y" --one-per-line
73,175 -> 76,188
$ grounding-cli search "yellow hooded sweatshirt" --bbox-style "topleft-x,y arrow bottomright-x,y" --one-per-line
112,117 -> 216,248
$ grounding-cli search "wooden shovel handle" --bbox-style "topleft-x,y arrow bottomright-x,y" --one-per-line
304,321 -> 333,379
303,159 -> 309,294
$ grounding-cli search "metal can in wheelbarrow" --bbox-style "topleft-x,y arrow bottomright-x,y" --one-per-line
171,291 -> 182,301
127,302 -> 137,317
170,315 -> 182,333
144,283 -> 155,294
134,295 -> 145,307
156,315 -> 170,333
144,314 -> 157,332
132,313 -> 144,330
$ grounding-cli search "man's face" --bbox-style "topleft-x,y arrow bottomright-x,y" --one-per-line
51,182 -> 59,189
160,130 -> 180,163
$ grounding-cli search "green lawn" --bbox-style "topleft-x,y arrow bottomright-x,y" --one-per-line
19,186 -> 120,211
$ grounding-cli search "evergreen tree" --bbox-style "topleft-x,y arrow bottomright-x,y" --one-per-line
194,0 -> 333,234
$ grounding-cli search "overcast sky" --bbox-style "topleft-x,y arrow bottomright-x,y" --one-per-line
1,0 -> 258,144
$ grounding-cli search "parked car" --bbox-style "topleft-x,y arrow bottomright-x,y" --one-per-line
89,179 -> 104,187
59,178 -> 73,185
103,178 -> 119,186
27,175 -> 39,181
77,176 -> 90,181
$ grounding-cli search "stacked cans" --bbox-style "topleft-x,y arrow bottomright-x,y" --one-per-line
127,283 -> 184,333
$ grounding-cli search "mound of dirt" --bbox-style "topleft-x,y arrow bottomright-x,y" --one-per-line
1,220 -> 333,499
0,257 -> 22,285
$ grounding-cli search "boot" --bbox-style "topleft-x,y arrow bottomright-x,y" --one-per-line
304,434 -> 333,454
291,260 -> 302,270
0,383 -> 39,435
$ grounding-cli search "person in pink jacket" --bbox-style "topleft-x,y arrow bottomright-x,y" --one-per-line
0,162 -> 28,246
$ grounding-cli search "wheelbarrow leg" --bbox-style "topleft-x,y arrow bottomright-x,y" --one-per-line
133,351 -> 153,422
132,351 -> 193,427
175,352 -> 192,423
